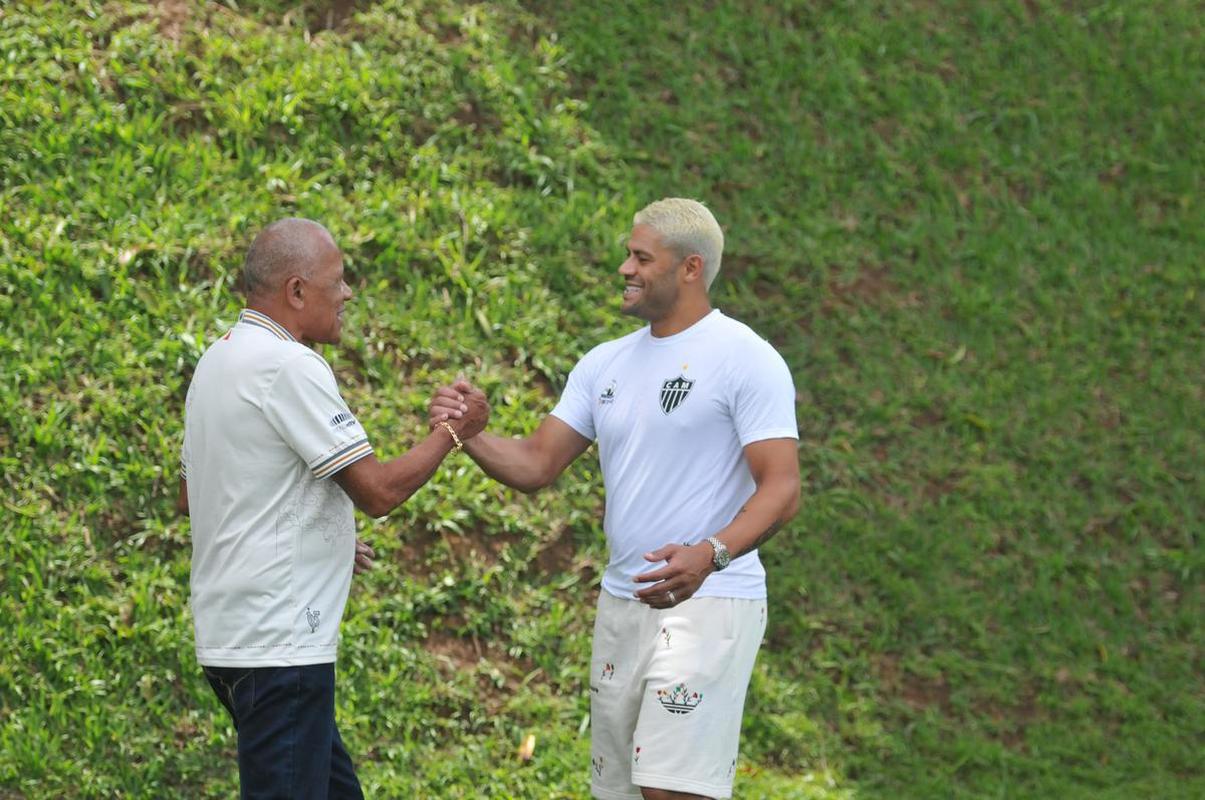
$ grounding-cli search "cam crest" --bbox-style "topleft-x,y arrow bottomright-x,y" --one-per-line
659,375 -> 694,414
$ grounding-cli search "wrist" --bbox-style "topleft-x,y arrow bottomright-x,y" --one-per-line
436,420 -> 463,453
705,535 -> 731,571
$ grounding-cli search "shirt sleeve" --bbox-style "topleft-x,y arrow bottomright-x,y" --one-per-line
550,352 -> 598,441
730,340 -> 799,447
262,350 -> 374,479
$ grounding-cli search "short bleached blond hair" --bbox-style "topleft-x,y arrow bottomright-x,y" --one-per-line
633,198 -> 724,289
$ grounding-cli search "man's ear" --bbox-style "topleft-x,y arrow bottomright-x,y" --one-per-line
285,275 -> 305,309
682,254 -> 705,284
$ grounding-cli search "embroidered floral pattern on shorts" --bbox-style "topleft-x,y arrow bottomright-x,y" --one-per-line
657,682 -> 702,714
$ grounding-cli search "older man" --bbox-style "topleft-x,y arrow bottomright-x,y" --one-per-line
179,218 -> 487,798
431,198 -> 800,800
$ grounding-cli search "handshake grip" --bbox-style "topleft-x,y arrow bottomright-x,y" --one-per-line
429,380 -> 490,443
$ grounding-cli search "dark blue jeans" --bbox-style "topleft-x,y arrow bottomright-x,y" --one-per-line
203,663 -> 364,800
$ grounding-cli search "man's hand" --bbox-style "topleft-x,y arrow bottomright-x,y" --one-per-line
633,542 -> 714,608
429,378 -> 488,440
353,538 -> 375,575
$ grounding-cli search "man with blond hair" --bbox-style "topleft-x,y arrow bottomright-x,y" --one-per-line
430,198 -> 800,799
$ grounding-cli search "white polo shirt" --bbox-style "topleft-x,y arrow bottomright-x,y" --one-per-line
181,309 -> 373,667
551,309 -> 798,600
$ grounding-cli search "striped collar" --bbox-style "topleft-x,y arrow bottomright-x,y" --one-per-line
238,309 -> 296,341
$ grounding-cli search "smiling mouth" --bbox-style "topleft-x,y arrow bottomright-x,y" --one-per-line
623,284 -> 642,298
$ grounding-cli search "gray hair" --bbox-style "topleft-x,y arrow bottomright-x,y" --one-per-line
242,218 -> 333,297
633,198 -> 724,289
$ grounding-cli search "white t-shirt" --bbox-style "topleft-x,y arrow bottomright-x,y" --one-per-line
551,309 -> 798,599
181,309 -> 373,667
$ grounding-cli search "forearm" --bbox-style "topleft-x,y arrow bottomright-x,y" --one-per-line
712,475 -> 800,560
337,427 -> 460,517
463,431 -> 555,493
374,428 -> 460,511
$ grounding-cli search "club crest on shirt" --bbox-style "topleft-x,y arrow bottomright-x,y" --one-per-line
659,376 -> 694,414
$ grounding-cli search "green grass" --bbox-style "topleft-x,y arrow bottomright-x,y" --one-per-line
1,0 -> 1201,797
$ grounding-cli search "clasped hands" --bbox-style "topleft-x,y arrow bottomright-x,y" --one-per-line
428,376 -> 489,443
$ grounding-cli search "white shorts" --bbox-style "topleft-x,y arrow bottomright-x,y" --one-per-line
589,590 -> 768,800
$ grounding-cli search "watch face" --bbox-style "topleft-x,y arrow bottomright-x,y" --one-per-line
709,537 -> 730,569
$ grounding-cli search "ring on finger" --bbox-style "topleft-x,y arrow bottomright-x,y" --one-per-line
667,589 -> 676,604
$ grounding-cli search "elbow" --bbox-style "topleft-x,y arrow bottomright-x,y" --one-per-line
355,483 -> 407,519
781,483 -> 801,523
514,467 -> 559,495
360,497 -> 393,519
361,485 -> 415,518
514,477 -> 550,495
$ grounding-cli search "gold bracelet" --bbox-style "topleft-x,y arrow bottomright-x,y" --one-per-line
438,421 -> 463,452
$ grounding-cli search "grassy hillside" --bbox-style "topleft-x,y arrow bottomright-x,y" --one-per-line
1,1 -> 1200,797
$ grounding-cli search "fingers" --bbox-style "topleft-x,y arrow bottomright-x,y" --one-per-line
353,539 -> 375,574
633,565 -> 672,584
643,544 -> 677,563
430,397 -> 466,417
429,387 -> 469,425
634,582 -> 686,608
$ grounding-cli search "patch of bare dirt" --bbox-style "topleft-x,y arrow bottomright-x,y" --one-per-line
153,0 -> 190,42
293,0 -> 362,33
825,263 -> 897,310
533,526 -> 577,574
875,654 -> 952,713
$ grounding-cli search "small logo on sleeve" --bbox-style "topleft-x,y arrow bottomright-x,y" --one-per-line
329,412 -> 356,429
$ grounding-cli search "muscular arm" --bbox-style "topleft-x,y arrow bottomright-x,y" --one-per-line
713,438 -> 801,559
462,416 -> 592,493
633,437 -> 800,605
429,381 -> 592,493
